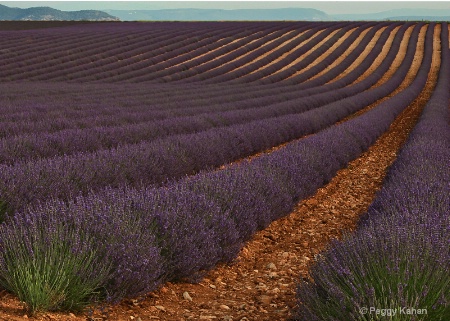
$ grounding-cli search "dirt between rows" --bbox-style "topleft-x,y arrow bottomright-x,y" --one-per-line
305,27 -> 373,81
0,25 -> 441,321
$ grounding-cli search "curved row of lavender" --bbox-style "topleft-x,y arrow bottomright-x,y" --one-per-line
294,23 -> 449,321
0,22 -> 435,312
0,24 -> 366,131
157,21 -> 354,84
0,23 -> 408,164
39,22 -> 301,83
120,23 -> 332,83
0,22 -> 319,82
0,22 -> 271,77
0,21 -> 345,86
0,21 -> 403,85
222,21 -> 385,84
0,23 -> 399,128
0,22 -> 426,215
0,22 -> 396,141
2,22 -> 412,152
1,21 -> 404,127
198,21 -> 386,85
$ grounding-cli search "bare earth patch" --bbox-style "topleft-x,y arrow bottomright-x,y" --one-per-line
329,26 -> 389,82
268,27 -> 342,77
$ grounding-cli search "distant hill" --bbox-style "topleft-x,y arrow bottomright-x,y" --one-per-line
0,4 -> 119,21
105,8 -> 330,21
107,7 -> 450,22
330,8 -> 450,21
384,16 -> 450,22
1,4 -> 449,22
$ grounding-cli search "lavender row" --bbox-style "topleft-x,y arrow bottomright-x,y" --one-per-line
0,22 -> 264,80
0,22 -> 414,161
208,22 -> 366,84
0,23 -> 403,139
0,22 -> 303,82
161,22 -> 346,83
42,23 -> 267,83
63,22 -> 397,99
0,21 -> 372,84
294,22 -> 449,321
0,23 -> 230,74
281,22 -> 402,86
0,21 -> 304,61
0,22 -> 398,117
97,23 -> 319,83
0,22 -> 429,218
85,22 -> 313,80
22,28 -> 206,81
0,25 -> 116,58
0,23 -> 433,310
197,21 -> 382,84
0,21 -> 261,61
106,22 -> 364,84
94,22 -> 314,83
116,25 -> 316,83
101,22 -> 393,89
0,21 -> 426,206
77,25 -> 251,83
0,26 -> 324,117
0,23 -> 414,165
0,78 -> 391,163
0,26 -> 179,75
2,28 -> 232,81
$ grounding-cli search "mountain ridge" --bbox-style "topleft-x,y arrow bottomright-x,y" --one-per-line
1,4 -> 449,22
0,4 -> 119,21
105,8 -> 329,21
106,7 -> 450,21
330,8 -> 450,20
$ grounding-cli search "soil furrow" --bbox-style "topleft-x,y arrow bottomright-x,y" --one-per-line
265,27 -> 342,77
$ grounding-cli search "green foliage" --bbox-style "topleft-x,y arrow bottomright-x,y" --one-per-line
0,215 -> 112,313
0,200 -> 9,223
296,224 -> 450,321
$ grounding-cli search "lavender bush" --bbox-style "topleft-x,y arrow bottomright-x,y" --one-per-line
0,189 -> 167,310
295,210 -> 449,320
294,22 -> 449,321
0,209 -> 112,312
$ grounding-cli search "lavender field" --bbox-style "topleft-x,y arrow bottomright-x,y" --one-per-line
0,21 -> 448,318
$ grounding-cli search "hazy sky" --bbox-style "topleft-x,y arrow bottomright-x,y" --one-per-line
1,1 -> 449,14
